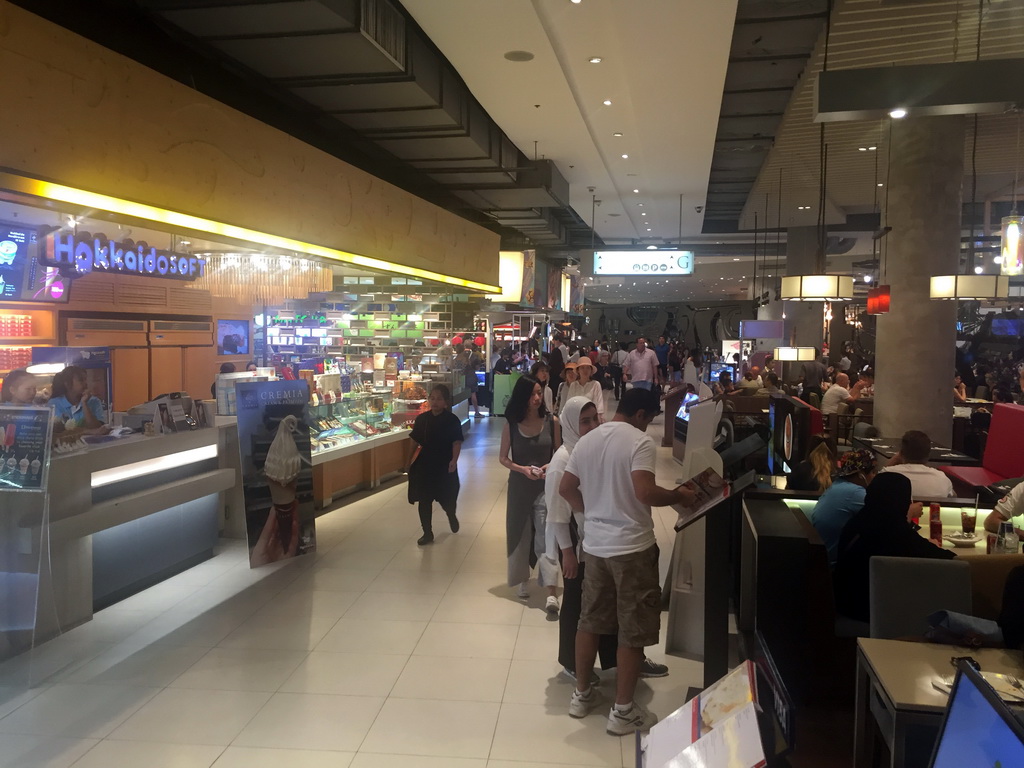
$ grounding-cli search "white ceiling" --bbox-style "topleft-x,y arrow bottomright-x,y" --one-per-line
401,0 -> 739,246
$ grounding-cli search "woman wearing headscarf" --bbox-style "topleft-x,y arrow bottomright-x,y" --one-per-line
544,396 -> 616,682
833,472 -> 955,622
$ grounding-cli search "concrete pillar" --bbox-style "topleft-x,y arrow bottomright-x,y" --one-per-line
874,116 -> 964,446
782,226 -> 823,380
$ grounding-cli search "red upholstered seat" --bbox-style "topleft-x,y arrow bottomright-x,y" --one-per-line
941,403 -> 1024,488
794,398 -> 824,435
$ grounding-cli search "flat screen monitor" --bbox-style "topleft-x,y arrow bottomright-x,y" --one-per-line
0,224 -> 70,304
928,661 -> 1024,768
991,318 -> 1023,337
768,393 -> 810,475
675,392 -> 701,423
709,363 -> 736,384
217,319 -> 250,355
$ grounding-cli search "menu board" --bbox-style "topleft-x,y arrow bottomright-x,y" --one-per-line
0,404 -> 54,492
0,224 -> 69,304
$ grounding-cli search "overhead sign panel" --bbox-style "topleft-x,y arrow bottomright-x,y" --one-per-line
594,250 -> 693,276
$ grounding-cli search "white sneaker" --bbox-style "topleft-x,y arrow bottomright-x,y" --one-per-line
516,582 -> 530,599
606,702 -> 658,735
545,595 -> 560,615
569,686 -> 599,718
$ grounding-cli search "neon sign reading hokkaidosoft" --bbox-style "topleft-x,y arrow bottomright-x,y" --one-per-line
43,231 -> 206,281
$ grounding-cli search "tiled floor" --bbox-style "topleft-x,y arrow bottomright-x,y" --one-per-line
0,409 -> 704,768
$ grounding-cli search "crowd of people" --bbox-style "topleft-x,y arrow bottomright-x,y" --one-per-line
410,359 -> 690,735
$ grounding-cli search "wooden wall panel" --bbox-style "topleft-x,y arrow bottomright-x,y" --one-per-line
183,345 -> 217,403
111,348 -> 149,412
0,3 -> 500,288
149,347 -> 183,398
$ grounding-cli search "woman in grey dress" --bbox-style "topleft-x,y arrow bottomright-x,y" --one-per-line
499,375 -> 561,609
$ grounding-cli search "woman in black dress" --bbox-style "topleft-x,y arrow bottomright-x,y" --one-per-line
408,384 -> 464,545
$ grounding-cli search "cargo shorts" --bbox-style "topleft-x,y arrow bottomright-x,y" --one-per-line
578,544 -> 660,648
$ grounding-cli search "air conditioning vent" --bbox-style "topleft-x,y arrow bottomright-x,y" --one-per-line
117,285 -> 167,307
151,321 -> 213,333
70,282 -> 115,305
360,0 -> 405,69
67,318 -> 148,332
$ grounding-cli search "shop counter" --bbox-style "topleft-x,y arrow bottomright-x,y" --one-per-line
4,429 -> 234,656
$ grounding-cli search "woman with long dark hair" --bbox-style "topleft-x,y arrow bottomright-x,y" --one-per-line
499,374 -> 561,608
407,384 -> 463,545
833,472 -> 955,622
530,361 -> 554,414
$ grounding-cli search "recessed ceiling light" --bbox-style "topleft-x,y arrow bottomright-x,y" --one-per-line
621,154 -> 629,159
641,212 -> 646,216
638,203 -> 643,207
633,189 -> 639,193
589,56 -> 603,63
733,258 -> 740,261
858,147 -> 867,152
614,132 -> 623,137
868,146 -> 877,151
889,108 -> 907,119
646,228 -> 651,232
647,245 -> 658,250
864,275 -> 873,283
571,0 -> 582,4
603,99 -> 612,106
878,182 -> 884,187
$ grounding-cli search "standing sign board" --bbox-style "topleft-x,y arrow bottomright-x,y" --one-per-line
0,404 -> 54,491
235,381 -> 317,568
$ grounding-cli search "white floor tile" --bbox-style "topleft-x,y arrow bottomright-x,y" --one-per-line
432,594 -> 524,625
359,698 -> 500,759
490,702 -> 625,766
245,590 -> 361,622
217,615 -> 338,651
512,624 -> 560,662
412,622 -> 519,660
62,644 -> 208,687
352,756 -> 485,768
0,733 -> 97,768
502,659 -> 570,706
169,647 -> 309,692
391,656 -> 510,702
341,592 -> 442,622
107,688 -> 271,745
69,740 -> 223,768
0,684 -> 159,738
232,692 -> 384,752
315,619 -> 427,655
278,651 -> 407,697
364,570 -> 455,594
213,746 -> 354,768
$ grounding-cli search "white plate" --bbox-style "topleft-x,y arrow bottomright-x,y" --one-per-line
943,533 -> 983,548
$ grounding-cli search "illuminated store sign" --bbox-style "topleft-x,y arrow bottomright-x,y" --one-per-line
594,250 -> 694,276
43,231 -> 206,281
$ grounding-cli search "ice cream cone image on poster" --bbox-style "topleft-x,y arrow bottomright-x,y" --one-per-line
263,414 -> 302,553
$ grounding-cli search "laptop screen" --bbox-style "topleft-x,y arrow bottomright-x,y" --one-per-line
930,663 -> 1024,768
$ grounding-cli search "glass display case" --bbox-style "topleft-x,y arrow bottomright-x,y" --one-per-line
308,389 -> 397,455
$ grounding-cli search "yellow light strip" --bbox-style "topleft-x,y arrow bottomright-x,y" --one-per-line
0,172 -> 501,293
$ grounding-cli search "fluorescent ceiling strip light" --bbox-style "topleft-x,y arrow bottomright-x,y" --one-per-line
91,444 -> 218,488
0,172 -> 501,294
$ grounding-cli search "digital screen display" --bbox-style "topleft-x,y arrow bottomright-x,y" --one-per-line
217,319 -> 249,355
0,225 -> 69,304
675,392 -> 701,423
931,668 -> 1024,768
710,363 -> 736,383
991,318 -> 1023,337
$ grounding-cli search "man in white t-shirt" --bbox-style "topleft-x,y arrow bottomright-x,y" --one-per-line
880,430 -> 954,498
820,372 -> 854,415
559,388 -> 696,735
984,481 -> 1024,535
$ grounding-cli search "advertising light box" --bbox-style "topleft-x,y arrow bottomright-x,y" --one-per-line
594,250 -> 694,276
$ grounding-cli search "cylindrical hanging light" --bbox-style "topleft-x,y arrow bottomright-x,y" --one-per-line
773,346 -> 818,361
1001,215 -> 1023,276
779,274 -> 855,301
867,285 -> 891,314
191,252 -> 333,303
929,274 -> 1010,300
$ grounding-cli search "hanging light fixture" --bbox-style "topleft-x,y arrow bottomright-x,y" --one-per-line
929,274 -> 1010,300
780,8 -> 853,304
867,285 -> 891,314
773,346 -> 817,361
1001,112 -> 1023,276
192,252 -> 333,303
868,124 -> 891,314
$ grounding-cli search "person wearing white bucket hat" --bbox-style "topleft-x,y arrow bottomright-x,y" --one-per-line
567,356 -> 605,421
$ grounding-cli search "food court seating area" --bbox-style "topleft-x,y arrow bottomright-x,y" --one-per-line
941,403 -> 1024,494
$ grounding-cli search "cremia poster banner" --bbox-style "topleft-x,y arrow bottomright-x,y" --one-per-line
235,380 -> 317,568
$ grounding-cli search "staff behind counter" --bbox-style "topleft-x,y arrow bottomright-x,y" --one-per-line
1,367 -> 111,436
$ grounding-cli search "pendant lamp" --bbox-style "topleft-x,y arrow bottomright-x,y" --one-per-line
867,285 -> 891,314
929,275 -> 1010,300
1002,215 -> 1023,275
773,346 -> 817,362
